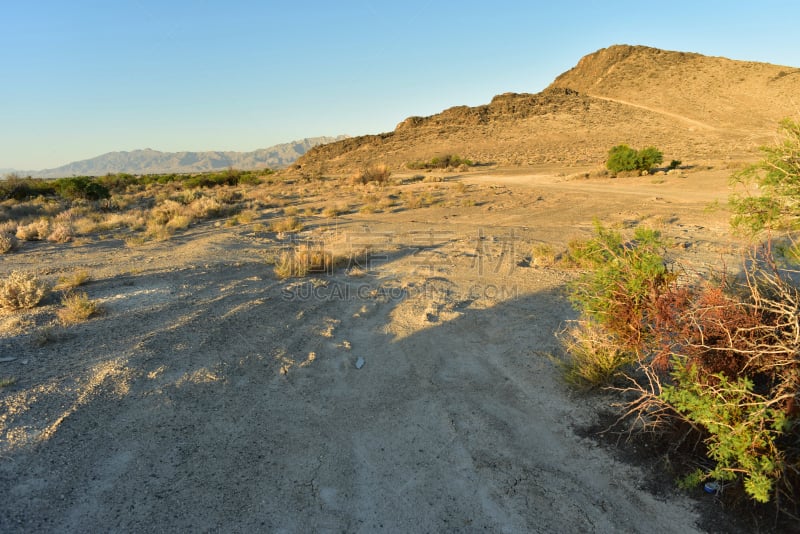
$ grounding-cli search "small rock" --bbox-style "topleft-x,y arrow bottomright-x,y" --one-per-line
0,357 -> 16,363
355,357 -> 365,369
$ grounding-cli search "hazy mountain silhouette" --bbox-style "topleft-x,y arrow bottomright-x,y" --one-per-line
22,136 -> 347,178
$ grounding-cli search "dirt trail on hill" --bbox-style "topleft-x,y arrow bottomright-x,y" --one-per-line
0,168 -> 744,532
587,95 -> 721,131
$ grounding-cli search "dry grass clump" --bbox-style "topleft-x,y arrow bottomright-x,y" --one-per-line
185,196 -> 224,219
350,164 -> 391,185
54,270 -> 91,291
275,245 -> 334,278
273,245 -> 346,279
0,271 -> 49,310
531,243 -> 558,267
557,321 -> 632,388
402,190 -> 441,209
321,206 -> 344,218
57,291 -> 102,325
233,209 -> 258,224
0,233 -> 19,253
269,216 -> 304,233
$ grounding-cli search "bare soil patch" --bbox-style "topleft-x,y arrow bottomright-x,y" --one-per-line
0,166 -> 752,532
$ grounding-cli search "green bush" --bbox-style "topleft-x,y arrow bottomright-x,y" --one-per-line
635,147 -> 664,171
560,223 -> 673,387
606,145 -> 639,173
561,224 -> 800,507
407,154 -> 474,170
566,222 -> 672,353
730,118 -> 800,233
0,175 -> 57,200
606,145 -> 664,174
662,361 -> 789,504
54,176 -> 110,200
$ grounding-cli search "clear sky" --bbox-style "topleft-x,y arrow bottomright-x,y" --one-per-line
2,1 -> 799,171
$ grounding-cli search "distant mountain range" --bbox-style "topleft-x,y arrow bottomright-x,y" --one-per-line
11,136 -> 347,178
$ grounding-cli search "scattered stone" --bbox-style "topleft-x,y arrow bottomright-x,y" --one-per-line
355,357 -> 365,369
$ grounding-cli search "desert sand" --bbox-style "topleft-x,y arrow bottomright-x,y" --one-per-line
0,165 -> 748,532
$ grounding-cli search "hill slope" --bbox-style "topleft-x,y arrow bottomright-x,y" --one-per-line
296,45 -> 800,173
29,136 -> 347,178
550,44 -> 799,133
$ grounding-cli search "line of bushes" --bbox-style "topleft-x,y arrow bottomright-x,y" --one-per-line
407,154 -> 474,170
1,168 -> 273,202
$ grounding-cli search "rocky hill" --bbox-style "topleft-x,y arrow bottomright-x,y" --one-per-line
27,136 -> 347,178
295,45 -> 800,173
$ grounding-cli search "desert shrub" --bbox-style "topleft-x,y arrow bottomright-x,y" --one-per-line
96,173 -> 140,192
320,206 -> 343,218
186,196 -> 224,219
606,145 -> 639,173
55,270 -> 91,291
730,118 -> 800,234
606,145 -> 663,174
0,271 -> 49,310
0,175 -> 57,200
269,216 -> 303,233
531,243 -> 557,267
57,291 -> 101,324
15,218 -> 50,241
663,360 -> 789,504
562,231 -> 800,508
635,147 -> 664,172
563,126 -> 800,510
566,222 -> 673,355
668,159 -> 682,170
47,222 -> 74,243
407,155 -> 474,170
53,176 -> 110,201
351,164 -> 391,185
557,321 -> 634,388
274,245 -> 338,279
183,169 -> 242,189
0,233 -> 19,253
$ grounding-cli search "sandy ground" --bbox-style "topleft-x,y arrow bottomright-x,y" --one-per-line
1,167 -> 746,532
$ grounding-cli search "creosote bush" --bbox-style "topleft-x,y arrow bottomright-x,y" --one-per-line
0,271 -> 49,310
0,233 -> 19,253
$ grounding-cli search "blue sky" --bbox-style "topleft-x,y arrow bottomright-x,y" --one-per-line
2,1 -> 799,170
